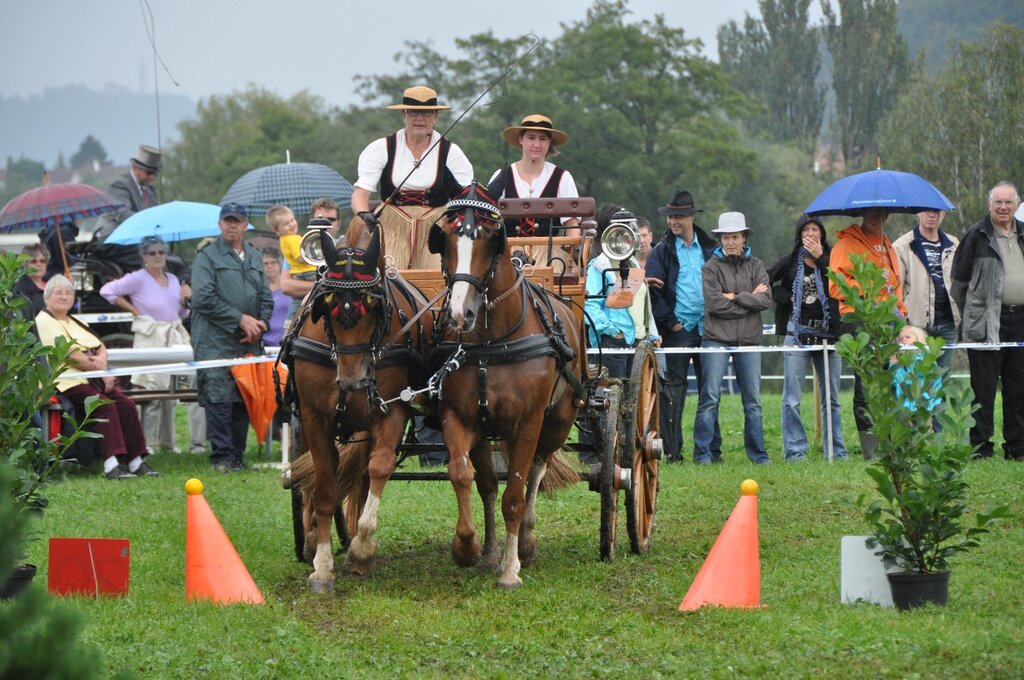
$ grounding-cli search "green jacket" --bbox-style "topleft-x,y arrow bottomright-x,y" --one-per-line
190,236 -> 273,404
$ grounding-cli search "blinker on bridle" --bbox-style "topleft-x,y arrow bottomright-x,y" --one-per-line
320,247 -> 384,329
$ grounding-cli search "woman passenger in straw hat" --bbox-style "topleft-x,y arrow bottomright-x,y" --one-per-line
351,85 -> 473,269
488,114 -> 580,270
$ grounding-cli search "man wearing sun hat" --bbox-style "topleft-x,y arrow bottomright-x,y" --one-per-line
110,145 -> 161,219
351,85 -> 473,269
645,190 -> 721,463
94,144 -> 162,240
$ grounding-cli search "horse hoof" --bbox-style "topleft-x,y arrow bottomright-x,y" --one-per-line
518,536 -> 538,568
497,575 -> 523,591
477,554 -> 501,574
307,576 -> 335,594
451,538 -> 481,568
343,555 -> 375,577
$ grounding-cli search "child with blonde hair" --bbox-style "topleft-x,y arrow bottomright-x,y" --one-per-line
892,324 -> 943,415
267,204 -> 317,323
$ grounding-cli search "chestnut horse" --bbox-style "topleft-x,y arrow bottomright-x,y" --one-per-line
427,184 -> 588,589
286,220 -> 432,592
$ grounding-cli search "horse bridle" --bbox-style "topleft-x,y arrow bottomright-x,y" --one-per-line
438,204 -> 506,298
316,248 -> 393,414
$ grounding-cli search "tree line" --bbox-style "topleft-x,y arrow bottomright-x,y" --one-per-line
6,0 -> 1023,266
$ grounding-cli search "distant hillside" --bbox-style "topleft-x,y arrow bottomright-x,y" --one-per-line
0,85 -> 196,168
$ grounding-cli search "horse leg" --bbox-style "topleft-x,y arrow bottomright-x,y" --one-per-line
302,488 -> 317,564
345,420 -> 402,576
308,450 -> 340,593
497,428 -> 542,590
470,441 -> 500,573
518,458 -> 547,568
443,413 -> 482,567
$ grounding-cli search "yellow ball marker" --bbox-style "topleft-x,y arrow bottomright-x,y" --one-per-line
740,479 -> 759,496
184,478 -> 204,496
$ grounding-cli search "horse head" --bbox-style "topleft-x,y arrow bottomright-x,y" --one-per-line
312,224 -> 387,390
428,182 -> 505,333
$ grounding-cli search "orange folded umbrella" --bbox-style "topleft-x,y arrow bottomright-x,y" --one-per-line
230,356 -> 287,446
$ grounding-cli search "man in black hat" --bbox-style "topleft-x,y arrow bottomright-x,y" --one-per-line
645,190 -> 721,463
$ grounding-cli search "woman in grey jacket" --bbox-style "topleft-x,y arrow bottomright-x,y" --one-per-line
693,212 -> 772,464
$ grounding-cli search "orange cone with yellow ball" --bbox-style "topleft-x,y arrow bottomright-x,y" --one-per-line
679,479 -> 760,611
184,478 -> 264,605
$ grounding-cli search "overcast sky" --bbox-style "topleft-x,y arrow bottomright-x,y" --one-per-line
0,0 -> 779,107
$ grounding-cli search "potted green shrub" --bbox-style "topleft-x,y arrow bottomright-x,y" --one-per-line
0,252 -> 96,596
830,255 -> 1011,610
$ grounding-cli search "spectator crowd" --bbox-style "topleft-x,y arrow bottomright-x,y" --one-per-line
13,87 -> 1024,475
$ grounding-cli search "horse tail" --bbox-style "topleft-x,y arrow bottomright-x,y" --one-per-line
539,448 -> 580,494
335,435 -> 373,501
283,436 -> 372,498
282,451 -> 315,491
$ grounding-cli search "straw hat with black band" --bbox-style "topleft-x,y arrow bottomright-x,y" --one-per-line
386,85 -> 451,111
502,114 -> 569,148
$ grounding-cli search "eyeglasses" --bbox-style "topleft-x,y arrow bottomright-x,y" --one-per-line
28,258 -> 48,264
145,250 -> 167,257
991,200 -> 1019,207
314,216 -> 339,223
404,110 -> 435,119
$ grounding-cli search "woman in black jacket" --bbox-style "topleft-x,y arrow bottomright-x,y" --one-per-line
768,214 -> 847,461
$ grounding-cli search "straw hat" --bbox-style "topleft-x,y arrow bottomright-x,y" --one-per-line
387,85 -> 450,110
502,114 -> 569,148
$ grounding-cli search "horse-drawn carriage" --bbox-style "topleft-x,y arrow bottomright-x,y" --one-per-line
279,187 -> 662,592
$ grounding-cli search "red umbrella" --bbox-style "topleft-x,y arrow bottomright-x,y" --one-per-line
0,181 -> 124,233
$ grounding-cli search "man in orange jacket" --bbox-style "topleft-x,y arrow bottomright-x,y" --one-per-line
829,207 -> 907,459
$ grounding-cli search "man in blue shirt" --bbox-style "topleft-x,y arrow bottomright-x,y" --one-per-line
645,191 -> 720,463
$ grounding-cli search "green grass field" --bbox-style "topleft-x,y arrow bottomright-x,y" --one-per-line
23,391 -> 1024,679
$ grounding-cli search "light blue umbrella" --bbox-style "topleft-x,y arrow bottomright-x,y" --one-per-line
105,201 -> 254,245
805,168 -> 956,217
220,162 -> 354,217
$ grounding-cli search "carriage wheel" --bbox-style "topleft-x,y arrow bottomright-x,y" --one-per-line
621,341 -> 661,554
598,386 -> 621,562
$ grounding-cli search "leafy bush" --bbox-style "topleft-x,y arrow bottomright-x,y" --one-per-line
830,254 -> 1011,573
0,252 -> 97,515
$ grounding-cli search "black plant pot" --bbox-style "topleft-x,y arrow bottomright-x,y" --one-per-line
1,563 -> 38,600
887,570 -> 949,610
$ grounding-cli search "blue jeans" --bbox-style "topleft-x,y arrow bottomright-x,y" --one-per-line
693,341 -> 768,464
926,321 -> 957,370
659,326 -> 720,461
781,336 -> 847,461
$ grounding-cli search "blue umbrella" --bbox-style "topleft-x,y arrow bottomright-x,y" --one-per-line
220,162 -> 354,217
805,168 -> 956,217
105,201 -> 254,245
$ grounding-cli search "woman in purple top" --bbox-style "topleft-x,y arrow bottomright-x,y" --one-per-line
100,235 -> 192,452
262,247 -> 290,346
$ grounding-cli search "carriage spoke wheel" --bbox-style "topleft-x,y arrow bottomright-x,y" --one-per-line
621,341 -> 661,554
598,386 -> 621,562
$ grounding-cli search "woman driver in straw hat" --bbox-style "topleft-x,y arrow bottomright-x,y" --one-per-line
351,85 -> 474,269
487,114 -> 581,270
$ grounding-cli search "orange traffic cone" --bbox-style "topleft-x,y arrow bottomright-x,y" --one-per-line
185,478 -> 264,605
679,479 -> 760,611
